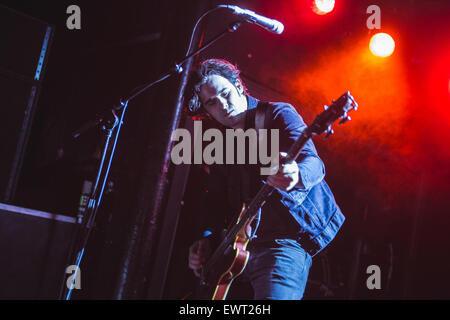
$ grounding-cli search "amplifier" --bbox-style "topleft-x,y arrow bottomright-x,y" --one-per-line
0,203 -> 76,299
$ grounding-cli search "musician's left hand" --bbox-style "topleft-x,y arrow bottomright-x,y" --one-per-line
266,152 -> 299,191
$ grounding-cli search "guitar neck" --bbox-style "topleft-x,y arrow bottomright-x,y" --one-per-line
233,129 -> 313,235
203,129 -> 313,277
284,129 -> 313,163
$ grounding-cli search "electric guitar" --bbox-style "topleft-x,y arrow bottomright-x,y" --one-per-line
198,91 -> 358,300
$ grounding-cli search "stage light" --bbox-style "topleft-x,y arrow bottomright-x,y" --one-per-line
370,33 -> 395,57
312,0 -> 335,15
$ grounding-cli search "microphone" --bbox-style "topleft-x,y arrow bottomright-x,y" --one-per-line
220,5 -> 284,34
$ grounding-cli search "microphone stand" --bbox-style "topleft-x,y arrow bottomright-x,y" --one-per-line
59,20 -> 243,300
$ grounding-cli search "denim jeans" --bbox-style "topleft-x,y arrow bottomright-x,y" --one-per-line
233,238 -> 312,300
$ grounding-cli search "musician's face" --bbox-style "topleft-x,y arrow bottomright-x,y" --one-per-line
199,74 -> 248,129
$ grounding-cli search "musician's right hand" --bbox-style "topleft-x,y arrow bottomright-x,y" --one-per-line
188,238 -> 212,278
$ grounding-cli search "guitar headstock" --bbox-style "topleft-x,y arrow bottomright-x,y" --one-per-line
311,91 -> 358,138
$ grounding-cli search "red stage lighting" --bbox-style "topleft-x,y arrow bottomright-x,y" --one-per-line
312,0 -> 335,15
369,32 -> 395,57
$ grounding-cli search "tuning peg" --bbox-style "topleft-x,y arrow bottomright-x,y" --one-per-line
347,92 -> 358,111
339,115 -> 351,124
325,126 -> 334,138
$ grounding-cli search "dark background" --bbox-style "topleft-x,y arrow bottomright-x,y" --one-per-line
0,0 -> 449,299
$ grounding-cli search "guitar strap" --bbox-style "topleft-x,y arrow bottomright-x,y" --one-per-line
247,101 -> 271,240
255,101 -> 269,132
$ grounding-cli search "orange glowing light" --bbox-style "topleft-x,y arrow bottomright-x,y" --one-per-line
313,0 -> 335,15
370,33 -> 395,57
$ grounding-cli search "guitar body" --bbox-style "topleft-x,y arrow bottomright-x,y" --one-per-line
212,204 -> 252,300
194,204 -> 254,300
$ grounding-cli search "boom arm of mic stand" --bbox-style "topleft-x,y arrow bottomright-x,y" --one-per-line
70,20 -> 242,140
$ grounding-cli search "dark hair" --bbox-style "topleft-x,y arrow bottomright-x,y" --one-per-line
185,59 -> 247,117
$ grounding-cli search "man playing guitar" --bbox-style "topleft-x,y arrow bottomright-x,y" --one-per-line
185,59 -> 349,300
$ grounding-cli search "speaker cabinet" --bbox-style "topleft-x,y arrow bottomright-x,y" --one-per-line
0,203 -> 76,299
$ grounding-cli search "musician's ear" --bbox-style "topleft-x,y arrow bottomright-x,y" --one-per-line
234,79 -> 244,96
